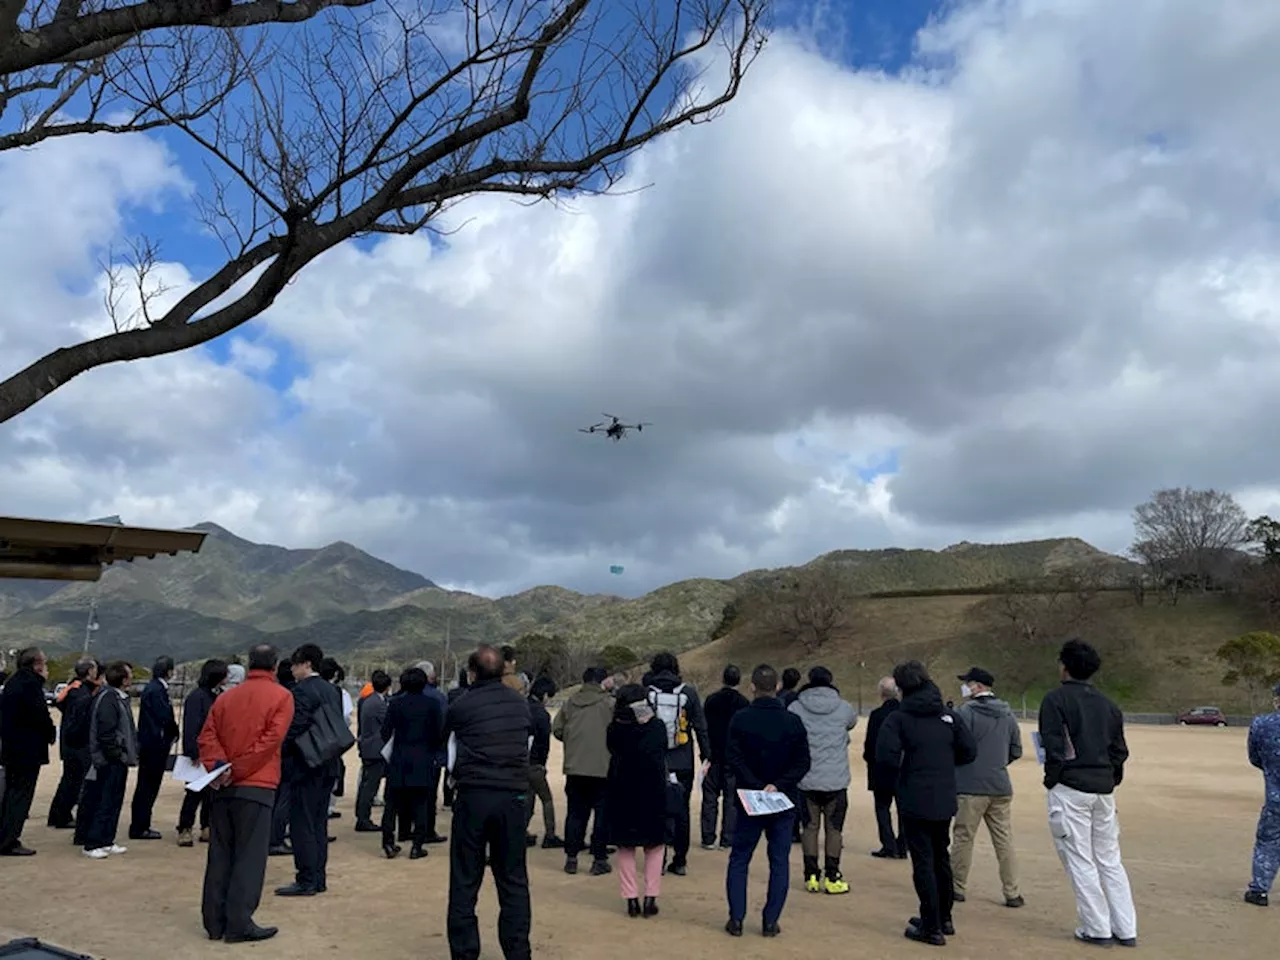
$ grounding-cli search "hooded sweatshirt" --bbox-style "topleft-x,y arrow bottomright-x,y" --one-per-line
954,693 -> 1022,796
875,683 -> 977,821
552,683 -> 614,778
789,684 -> 858,792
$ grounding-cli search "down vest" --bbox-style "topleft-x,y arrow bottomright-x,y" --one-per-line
789,685 -> 858,792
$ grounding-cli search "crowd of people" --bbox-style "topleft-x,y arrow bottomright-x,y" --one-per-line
0,636 -> 1279,954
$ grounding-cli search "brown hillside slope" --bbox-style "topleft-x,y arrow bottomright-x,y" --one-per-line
678,593 -> 1264,715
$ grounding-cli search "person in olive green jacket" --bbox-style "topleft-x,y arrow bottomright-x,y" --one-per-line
553,667 -> 615,876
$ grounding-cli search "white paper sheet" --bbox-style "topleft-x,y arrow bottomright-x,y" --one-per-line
186,763 -> 232,793
380,734 -> 395,763
1031,731 -> 1047,765
736,789 -> 795,817
172,756 -> 204,783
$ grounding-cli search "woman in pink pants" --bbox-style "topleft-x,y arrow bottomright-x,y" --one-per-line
606,685 -> 670,918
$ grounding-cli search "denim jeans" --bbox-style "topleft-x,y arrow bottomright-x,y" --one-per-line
726,809 -> 795,926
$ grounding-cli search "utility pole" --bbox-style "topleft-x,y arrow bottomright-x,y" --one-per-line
82,595 -> 100,654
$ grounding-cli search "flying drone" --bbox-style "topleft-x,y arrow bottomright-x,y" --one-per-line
579,413 -> 652,442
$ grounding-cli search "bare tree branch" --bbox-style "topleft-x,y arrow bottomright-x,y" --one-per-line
0,0 -> 769,423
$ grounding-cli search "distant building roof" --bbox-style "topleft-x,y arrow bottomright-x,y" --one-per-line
0,516 -> 207,582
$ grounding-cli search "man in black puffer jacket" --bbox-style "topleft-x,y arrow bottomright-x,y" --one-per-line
446,645 -> 534,960
876,660 -> 977,947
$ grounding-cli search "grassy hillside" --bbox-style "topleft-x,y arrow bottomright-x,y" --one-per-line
0,522 -> 1149,674
678,592 -> 1263,715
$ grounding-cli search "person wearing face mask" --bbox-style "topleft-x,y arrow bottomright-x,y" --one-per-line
951,668 -> 1024,909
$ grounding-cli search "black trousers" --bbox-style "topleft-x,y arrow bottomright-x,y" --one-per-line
270,777 -> 292,847
447,787 -> 531,960
48,749 -> 90,827
129,754 -> 166,836
82,763 -> 129,851
179,787 -> 212,831
356,759 -> 385,825
290,772 -> 334,890
564,774 -> 608,860
384,785 -> 430,847
202,794 -> 273,938
669,768 -> 694,861
0,764 -> 39,851
700,764 -> 737,847
873,784 -> 904,854
902,815 -> 955,936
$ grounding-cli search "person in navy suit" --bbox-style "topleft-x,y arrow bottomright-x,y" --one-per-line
129,656 -> 179,840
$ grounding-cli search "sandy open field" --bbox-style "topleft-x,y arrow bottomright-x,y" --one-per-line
1,722 -> 1273,959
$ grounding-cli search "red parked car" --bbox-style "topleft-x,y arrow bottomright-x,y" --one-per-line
1176,706 -> 1227,727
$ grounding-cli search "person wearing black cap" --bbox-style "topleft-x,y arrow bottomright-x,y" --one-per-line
952,667 -> 1023,909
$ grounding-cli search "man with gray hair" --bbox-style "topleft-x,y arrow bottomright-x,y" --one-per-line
418,660 -> 450,844
864,676 -> 906,859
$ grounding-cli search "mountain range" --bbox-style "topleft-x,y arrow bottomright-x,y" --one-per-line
0,519 -> 1135,667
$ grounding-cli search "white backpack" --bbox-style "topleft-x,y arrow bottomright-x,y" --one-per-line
649,683 -> 690,750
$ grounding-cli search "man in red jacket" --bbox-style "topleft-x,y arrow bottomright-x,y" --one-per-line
198,644 -> 295,944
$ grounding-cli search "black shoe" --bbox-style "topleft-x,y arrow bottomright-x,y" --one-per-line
0,844 -> 35,857
643,897 -> 659,918
1245,889 -> 1269,907
627,898 -> 642,918
409,844 -> 427,860
354,821 -> 380,833
952,891 -> 966,902
1005,896 -> 1025,908
207,931 -> 223,941
718,841 -> 732,850
129,829 -> 162,841
224,925 -> 278,944
383,843 -> 400,859
542,835 -> 565,849
425,833 -> 448,844
274,884 -> 317,897
904,926 -> 946,947
526,834 -> 539,848
1113,936 -> 1137,948
725,919 -> 743,938
1073,932 -> 1114,947
327,835 -> 337,843
762,922 -> 781,938
667,859 -> 687,876
590,858 -> 612,876
316,884 -> 327,894
47,821 -> 74,830
268,844 -> 291,857
910,917 -> 955,937
870,848 -> 897,859
328,810 -> 341,819
564,856 -> 578,875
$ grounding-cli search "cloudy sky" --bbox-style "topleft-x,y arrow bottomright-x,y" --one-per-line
3,0 -> 1280,598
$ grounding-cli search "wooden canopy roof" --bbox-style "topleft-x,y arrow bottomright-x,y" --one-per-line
0,516 -> 207,581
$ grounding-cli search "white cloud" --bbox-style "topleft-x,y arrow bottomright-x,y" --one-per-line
3,1 -> 1280,597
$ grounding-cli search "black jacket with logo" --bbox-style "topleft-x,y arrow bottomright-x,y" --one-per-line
875,683 -> 977,821
446,677 -> 532,792
1038,680 -> 1127,794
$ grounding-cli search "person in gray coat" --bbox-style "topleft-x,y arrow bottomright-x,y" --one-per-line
789,666 -> 858,894
355,670 -> 392,831
951,667 -> 1024,907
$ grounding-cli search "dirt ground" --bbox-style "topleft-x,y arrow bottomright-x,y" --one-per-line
0,723 -> 1273,959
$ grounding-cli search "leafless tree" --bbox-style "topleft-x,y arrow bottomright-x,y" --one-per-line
1131,488 -> 1249,604
744,564 -> 849,653
0,0 -> 768,422
964,576 -> 1100,696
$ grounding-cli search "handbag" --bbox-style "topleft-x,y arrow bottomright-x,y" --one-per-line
298,699 -> 356,769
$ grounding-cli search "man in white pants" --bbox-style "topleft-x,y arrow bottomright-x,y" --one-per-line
1038,639 -> 1136,949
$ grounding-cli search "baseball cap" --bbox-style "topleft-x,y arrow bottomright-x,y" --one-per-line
957,667 -> 995,687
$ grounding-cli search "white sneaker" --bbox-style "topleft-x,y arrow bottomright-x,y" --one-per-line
108,844 -> 128,855
84,847 -> 110,859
